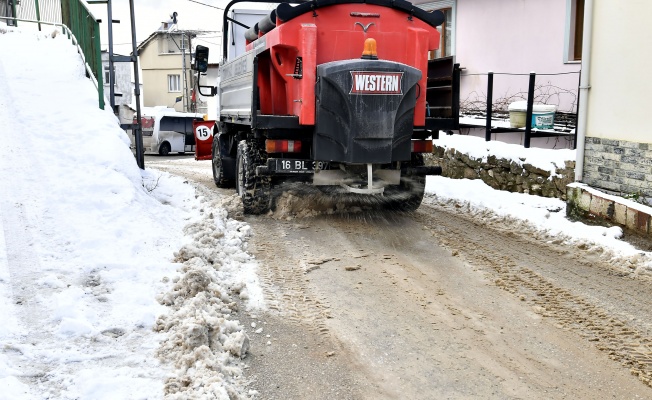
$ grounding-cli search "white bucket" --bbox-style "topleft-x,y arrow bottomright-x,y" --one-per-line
508,101 -> 557,129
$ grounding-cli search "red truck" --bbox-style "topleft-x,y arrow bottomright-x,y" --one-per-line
193,0 -> 459,214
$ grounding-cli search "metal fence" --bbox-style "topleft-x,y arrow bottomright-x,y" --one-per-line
1,0 -> 62,28
0,0 -> 13,23
1,0 -> 104,109
17,0 -> 62,25
459,71 -> 581,149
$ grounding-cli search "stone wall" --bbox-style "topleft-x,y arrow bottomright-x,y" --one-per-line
583,137 -> 652,198
427,146 -> 575,200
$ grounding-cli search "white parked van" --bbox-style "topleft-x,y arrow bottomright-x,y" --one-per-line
133,107 -> 206,155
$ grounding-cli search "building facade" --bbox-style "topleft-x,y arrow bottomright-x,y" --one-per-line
579,0 -> 652,198
137,28 -> 194,113
412,0 -> 585,148
101,51 -> 133,124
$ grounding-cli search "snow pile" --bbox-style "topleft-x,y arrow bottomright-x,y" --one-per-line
424,176 -> 652,274
434,134 -> 575,176
0,26 -> 202,399
154,190 -> 265,399
0,26 -> 264,400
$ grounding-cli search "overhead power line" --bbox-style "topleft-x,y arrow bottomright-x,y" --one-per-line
188,0 -> 224,10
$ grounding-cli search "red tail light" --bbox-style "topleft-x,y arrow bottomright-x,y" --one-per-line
411,140 -> 433,153
265,140 -> 302,153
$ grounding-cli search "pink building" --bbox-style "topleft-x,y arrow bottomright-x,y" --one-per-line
412,0 -> 584,148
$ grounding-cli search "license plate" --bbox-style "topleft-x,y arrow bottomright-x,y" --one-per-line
275,159 -> 328,173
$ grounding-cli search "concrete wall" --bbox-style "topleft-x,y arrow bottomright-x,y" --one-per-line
586,1 -> 651,143
581,1 -> 652,197
567,183 -> 652,240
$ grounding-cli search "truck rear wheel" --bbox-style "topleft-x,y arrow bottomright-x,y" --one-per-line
383,154 -> 426,212
212,137 -> 233,188
383,175 -> 425,212
236,140 -> 271,215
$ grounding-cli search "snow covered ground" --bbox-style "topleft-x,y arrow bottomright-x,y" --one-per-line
0,26 -> 263,399
426,134 -> 652,273
0,26 -> 650,400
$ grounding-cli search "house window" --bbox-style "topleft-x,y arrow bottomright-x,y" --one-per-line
168,74 -> 181,92
434,8 -> 453,59
104,64 -> 116,85
180,36 -> 189,52
416,0 -> 456,60
163,35 -> 189,53
565,0 -> 585,62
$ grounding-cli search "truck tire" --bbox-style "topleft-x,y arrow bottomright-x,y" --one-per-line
212,137 -> 233,188
236,140 -> 271,215
383,175 -> 426,212
383,154 -> 426,212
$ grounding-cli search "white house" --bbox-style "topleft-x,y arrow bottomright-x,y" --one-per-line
575,0 -> 652,198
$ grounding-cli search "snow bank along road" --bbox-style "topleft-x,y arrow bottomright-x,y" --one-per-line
148,156 -> 652,399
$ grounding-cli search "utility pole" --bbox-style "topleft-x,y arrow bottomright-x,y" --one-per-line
189,34 -> 195,112
107,0 -> 115,112
88,0 -> 119,112
180,28 -> 194,113
182,31 -> 188,112
8,0 -> 16,26
88,0 -> 144,169
129,0 -> 145,169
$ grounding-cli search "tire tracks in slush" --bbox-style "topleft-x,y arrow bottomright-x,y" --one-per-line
252,210 -> 649,398
252,223 -> 333,335
146,157 -> 652,398
148,157 -> 333,338
146,158 -> 333,335
146,157 -> 378,399
417,201 -> 652,388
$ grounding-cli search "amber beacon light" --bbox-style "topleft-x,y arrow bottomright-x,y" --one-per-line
361,38 -> 378,60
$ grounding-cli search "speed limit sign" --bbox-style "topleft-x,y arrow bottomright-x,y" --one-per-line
195,124 -> 212,141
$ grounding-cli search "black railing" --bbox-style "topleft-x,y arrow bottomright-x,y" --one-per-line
459,71 -> 581,148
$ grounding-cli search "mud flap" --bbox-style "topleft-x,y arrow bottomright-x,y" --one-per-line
314,59 -> 422,164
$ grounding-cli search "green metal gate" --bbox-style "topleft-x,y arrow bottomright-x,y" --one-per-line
60,0 -> 103,109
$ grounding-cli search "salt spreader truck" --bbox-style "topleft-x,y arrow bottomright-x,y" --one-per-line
192,0 -> 460,214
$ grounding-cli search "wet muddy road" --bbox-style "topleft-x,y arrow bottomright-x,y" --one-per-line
147,155 -> 652,399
